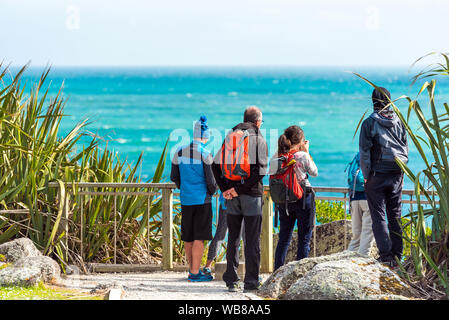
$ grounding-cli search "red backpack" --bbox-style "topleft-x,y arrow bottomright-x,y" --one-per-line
269,151 -> 304,204
220,129 -> 251,182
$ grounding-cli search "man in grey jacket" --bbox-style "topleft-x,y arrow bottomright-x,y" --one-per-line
359,87 -> 408,267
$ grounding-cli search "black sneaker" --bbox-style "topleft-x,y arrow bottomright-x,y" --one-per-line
243,280 -> 262,293
228,283 -> 240,292
377,258 -> 398,270
243,285 -> 261,294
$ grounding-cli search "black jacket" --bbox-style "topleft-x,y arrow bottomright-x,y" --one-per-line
359,111 -> 408,179
212,122 -> 268,197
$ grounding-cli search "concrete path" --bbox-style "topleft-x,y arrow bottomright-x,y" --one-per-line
60,271 -> 270,300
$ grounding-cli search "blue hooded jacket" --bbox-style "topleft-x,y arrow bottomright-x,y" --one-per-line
170,140 -> 217,206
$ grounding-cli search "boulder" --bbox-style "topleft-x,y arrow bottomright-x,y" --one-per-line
0,238 -> 61,287
309,220 -> 352,256
0,238 -> 42,263
258,251 -> 414,300
0,266 -> 43,287
273,220 -> 379,261
14,256 -> 60,283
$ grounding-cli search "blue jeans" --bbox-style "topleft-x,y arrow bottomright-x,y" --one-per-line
274,192 -> 316,271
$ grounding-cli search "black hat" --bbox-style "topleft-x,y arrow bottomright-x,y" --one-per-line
372,87 -> 391,111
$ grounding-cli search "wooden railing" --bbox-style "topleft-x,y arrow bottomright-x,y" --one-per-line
44,182 -> 436,273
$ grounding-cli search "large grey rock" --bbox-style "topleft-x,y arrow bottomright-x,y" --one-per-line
260,250 -> 356,298
273,220 -> 379,262
259,251 -> 414,300
0,266 -> 43,287
14,256 -> 61,283
309,220 -> 352,256
0,238 -> 42,263
0,238 -> 61,287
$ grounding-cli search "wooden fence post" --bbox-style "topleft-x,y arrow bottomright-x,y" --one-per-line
61,188 -> 69,262
260,192 -> 273,273
162,188 -> 173,270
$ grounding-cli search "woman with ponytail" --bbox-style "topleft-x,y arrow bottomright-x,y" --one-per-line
272,125 -> 318,270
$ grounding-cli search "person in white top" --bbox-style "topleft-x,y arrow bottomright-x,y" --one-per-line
272,125 -> 318,270
291,147 -> 318,188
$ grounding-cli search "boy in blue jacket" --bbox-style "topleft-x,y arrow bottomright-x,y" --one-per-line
170,115 -> 217,282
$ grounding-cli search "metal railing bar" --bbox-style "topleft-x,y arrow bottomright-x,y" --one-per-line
47,182 -> 176,189
402,199 -> 439,205
147,194 -> 151,258
315,196 -> 348,201
80,188 -> 84,262
46,182 -> 437,198
114,195 -> 117,265
77,191 -> 160,196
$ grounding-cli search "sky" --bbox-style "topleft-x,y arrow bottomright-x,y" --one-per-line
1,0 -> 449,67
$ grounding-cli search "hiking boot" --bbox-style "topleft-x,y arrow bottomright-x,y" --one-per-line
188,270 -> 213,282
377,258 -> 399,270
228,282 -> 241,292
243,277 -> 263,293
243,284 -> 261,294
202,267 -> 212,276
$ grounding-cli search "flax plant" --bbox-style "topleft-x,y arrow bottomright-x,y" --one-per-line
0,64 -> 183,268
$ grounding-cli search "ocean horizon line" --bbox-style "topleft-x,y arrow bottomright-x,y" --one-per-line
7,64 -> 413,70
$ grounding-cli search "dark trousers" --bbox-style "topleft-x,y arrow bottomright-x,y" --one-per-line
207,205 -> 245,261
274,192 -> 316,271
365,171 -> 404,261
223,213 -> 262,290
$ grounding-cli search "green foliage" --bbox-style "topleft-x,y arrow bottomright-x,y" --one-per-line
401,217 -> 432,258
0,263 -> 12,270
0,254 -> 5,262
0,63 -> 80,260
0,64 -> 184,267
315,200 -> 348,224
0,282 -> 103,300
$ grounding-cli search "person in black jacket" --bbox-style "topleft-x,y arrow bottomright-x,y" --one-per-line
359,87 -> 408,268
212,106 -> 268,293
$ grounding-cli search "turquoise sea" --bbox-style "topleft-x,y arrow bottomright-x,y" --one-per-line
16,66 -> 449,193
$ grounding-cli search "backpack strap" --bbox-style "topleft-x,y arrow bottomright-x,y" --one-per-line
220,140 -> 226,179
352,168 -> 360,198
344,153 -> 358,173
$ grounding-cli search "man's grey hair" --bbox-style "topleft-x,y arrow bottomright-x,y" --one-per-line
243,105 -> 262,124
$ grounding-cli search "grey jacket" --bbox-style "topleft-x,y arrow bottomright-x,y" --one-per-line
359,111 -> 408,179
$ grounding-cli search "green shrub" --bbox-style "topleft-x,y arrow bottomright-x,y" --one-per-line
315,200 -> 348,224
0,282 -> 104,300
0,64 -> 182,267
